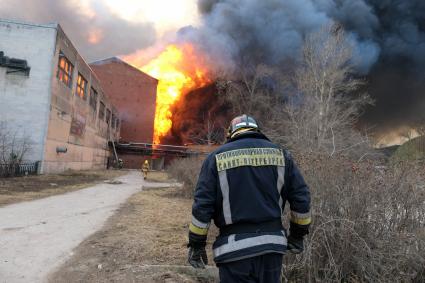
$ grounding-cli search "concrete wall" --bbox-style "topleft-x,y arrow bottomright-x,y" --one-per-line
0,19 -> 57,163
42,26 -> 119,173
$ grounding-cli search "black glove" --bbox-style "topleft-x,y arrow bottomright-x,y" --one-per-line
287,234 -> 304,254
188,244 -> 208,269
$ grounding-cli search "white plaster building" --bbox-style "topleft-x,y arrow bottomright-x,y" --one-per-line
0,19 -> 120,173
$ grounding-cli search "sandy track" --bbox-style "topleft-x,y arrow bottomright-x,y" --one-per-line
0,171 -> 171,283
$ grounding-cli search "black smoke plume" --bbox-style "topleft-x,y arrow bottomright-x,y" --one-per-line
180,0 -> 425,136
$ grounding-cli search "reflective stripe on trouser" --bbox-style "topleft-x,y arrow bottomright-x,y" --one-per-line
218,170 -> 232,225
213,233 -> 287,258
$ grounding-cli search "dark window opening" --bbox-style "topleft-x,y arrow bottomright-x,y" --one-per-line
99,102 -> 105,120
111,114 -> 116,129
57,52 -> 73,88
106,109 -> 111,125
89,88 -> 98,111
76,73 -> 88,100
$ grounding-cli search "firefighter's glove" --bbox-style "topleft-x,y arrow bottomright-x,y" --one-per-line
188,244 -> 208,269
287,235 -> 304,254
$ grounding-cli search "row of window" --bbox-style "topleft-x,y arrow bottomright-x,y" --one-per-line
58,52 -> 89,100
56,52 -> 119,129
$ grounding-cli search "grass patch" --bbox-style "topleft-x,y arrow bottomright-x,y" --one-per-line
49,186 -> 219,282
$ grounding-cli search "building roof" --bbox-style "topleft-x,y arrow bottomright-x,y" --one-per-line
90,57 -> 158,82
0,18 -> 58,29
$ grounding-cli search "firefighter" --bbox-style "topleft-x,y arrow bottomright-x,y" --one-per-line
142,159 -> 149,180
187,114 -> 311,282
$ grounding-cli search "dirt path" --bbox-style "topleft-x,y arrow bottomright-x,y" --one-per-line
49,185 -> 218,283
0,171 -> 172,283
0,170 -> 126,207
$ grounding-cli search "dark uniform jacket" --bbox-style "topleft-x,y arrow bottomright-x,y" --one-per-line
189,131 -> 311,263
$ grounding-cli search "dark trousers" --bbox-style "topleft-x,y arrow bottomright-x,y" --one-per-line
218,253 -> 283,283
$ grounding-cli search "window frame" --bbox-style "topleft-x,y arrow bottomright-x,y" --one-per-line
57,52 -> 74,88
76,73 -> 88,100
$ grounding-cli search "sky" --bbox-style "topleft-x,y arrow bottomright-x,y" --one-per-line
101,0 -> 199,34
0,0 -> 199,61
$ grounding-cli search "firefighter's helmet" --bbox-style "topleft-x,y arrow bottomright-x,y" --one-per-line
227,114 -> 259,139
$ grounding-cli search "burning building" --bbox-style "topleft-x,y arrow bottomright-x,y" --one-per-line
0,19 -> 120,173
124,44 -> 216,145
125,0 -> 425,145
90,57 -> 158,168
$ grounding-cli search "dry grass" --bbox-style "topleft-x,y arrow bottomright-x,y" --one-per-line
145,171 -> 171,183
167,157 -> 204,197
49,153 -> 425,282
0,170 -> 126,206
49,186 -> 219,283
284,153 -> 425,283
164,153 -> 425,282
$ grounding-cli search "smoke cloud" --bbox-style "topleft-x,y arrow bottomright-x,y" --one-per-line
180,0 -> 425,134
0,0 -> 156,61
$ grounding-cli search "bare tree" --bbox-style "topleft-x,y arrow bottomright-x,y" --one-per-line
0,121 -> 33,165
216,64 -> 280,127
188,111 -> 225,145
268,24 -> 373,156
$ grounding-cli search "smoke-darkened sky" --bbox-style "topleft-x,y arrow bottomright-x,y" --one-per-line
188,0 -> 425,136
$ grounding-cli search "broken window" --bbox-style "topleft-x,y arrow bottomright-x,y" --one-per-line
57,52 -> 73,88
106,109 -> 111,125
89,88 -> 98,111
99,101 -> 105,120
76,73 -> 88,100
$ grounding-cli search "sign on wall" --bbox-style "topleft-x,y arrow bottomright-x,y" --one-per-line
70,113 -> 86,137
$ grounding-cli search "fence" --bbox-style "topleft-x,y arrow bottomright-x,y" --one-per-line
0,161 -> 40,177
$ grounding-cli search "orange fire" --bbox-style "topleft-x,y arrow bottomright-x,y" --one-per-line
138,44 -> 211,144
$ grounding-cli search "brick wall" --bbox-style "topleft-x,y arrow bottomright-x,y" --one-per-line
90,58 -> 158,144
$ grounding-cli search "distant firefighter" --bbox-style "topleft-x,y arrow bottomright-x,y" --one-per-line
142,160 -> 149,180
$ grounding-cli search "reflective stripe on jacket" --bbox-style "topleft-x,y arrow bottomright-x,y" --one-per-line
189,132 -> 311,263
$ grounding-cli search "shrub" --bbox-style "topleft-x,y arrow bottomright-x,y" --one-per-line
167,156 -> 204,198
284,153 -> 425,282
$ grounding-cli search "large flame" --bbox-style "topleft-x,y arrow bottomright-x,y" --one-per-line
138,44 -> 211,144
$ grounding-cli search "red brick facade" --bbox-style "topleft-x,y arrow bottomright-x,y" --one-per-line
90,57 -> 158,144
